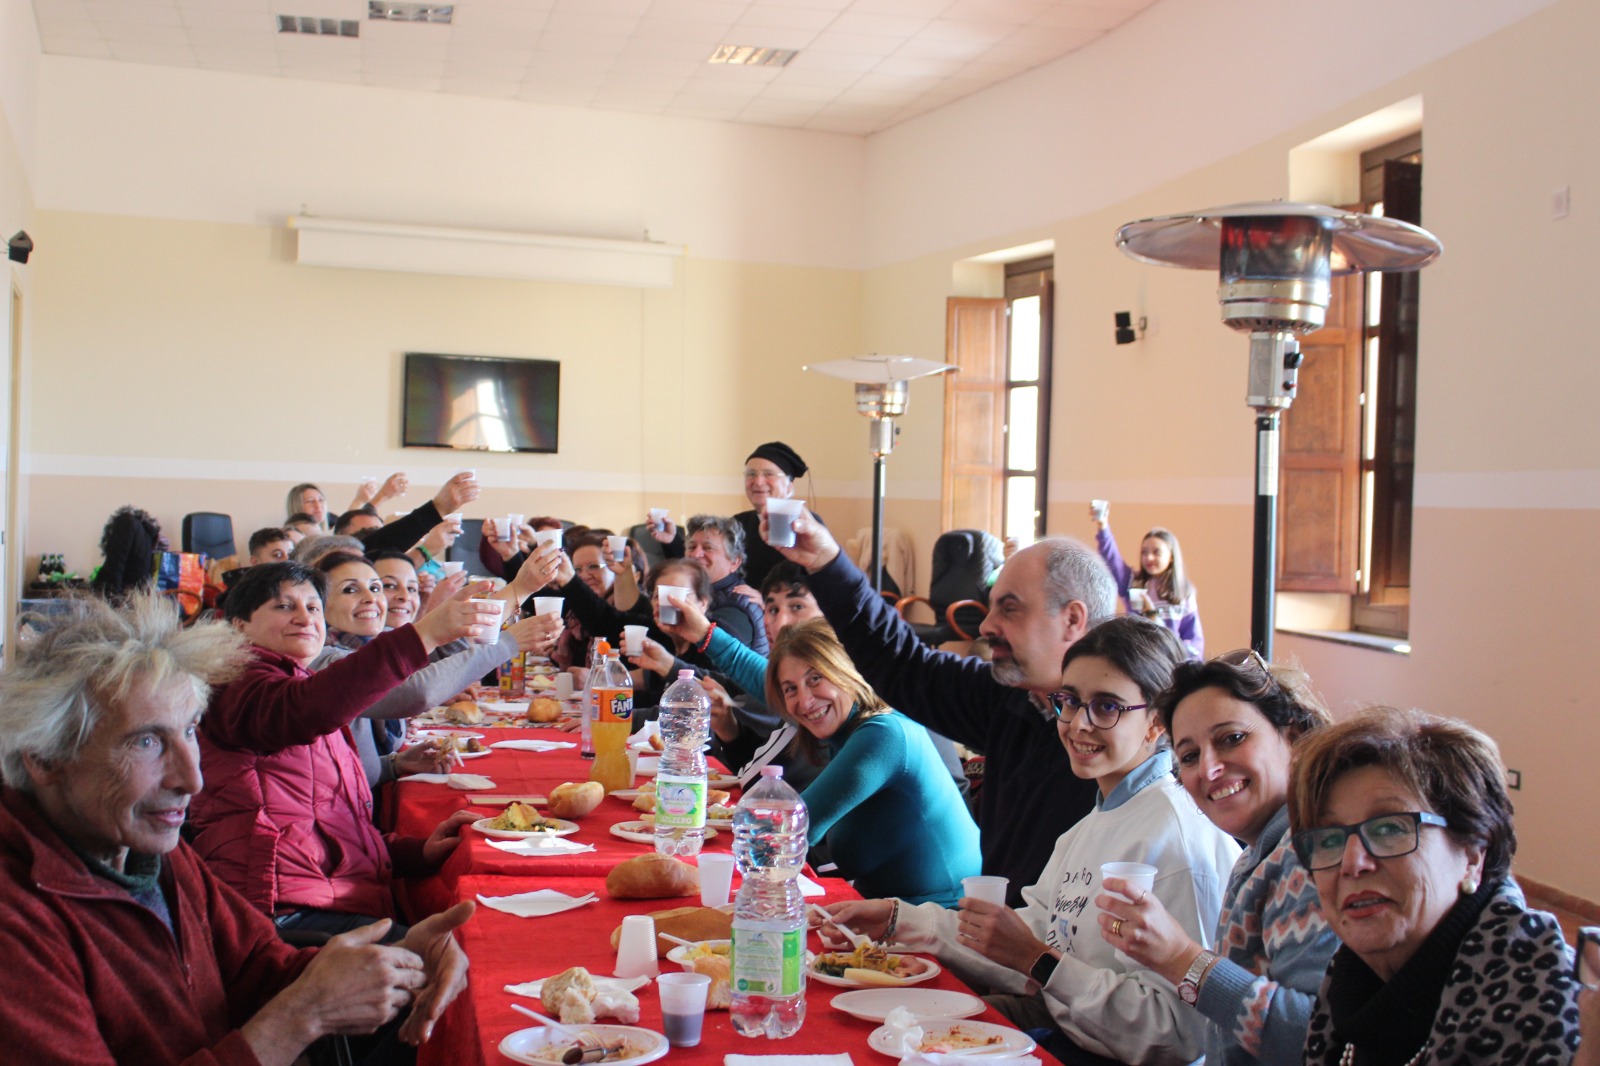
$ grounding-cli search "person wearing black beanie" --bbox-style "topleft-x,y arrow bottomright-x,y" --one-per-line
739,441 -> 823,591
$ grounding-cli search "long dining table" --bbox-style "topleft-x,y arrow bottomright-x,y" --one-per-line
389,722 -> 1059,1065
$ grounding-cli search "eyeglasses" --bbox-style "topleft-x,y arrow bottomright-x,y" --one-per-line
1217,648 -> 1269,672
743,469 -> 789,482
575,563 -> 608,576
1047,691 -> 1147,729
1291,811 -> 1448,871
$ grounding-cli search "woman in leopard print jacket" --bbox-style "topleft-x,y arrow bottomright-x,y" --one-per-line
1289,707 -> 1581,1065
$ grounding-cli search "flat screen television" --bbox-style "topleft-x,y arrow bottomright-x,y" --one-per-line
402,352 -> 559,454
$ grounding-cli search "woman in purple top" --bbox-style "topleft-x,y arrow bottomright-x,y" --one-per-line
1090,502 -> 1202,657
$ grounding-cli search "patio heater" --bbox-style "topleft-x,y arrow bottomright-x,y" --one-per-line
1115,202 -> 1441,657
803,355 -> 955,593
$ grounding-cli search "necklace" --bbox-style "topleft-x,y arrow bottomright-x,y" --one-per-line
1338,1043 -> 1429,1066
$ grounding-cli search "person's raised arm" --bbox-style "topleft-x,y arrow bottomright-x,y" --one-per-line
610,545 -> 643,611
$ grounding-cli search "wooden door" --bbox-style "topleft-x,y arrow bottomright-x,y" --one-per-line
942,298 -> 1006,534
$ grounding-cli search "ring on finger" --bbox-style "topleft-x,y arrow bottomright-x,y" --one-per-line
1110,918 -> 1124,937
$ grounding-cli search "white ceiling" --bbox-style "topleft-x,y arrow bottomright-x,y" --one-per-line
29,0 -> 1159,135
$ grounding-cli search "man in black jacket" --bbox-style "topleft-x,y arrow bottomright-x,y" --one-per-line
771,512 -> 1116,906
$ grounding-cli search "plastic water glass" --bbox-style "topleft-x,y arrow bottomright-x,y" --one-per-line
698,853 -> 736,908
961,875 -> 1009,906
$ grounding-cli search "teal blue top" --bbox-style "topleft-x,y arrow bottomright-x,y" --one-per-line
708,626 -> 769,708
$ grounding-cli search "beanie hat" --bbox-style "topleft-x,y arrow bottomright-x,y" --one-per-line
746,441 -> 808,480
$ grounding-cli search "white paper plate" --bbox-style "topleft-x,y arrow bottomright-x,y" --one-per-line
808,952 -> 941,989
499,1024 -> 668,1066
665,939 -> 732,971
831,988 -> 984,1023
867,1019 -> 1035,1059
608,788 -> 647,801
407,728 -> 484,742
608,819 -> 719,845
472,816 -> 580,840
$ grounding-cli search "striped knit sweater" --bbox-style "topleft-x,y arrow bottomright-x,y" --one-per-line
1194,804 -> 1340,1064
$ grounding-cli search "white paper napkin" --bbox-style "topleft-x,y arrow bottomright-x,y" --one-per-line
490,739 -> 578,753
398,772 -> 497,790
504,974 -> 650,998
486,837 -> 596,856
476,889 -> 596,918
798,873 -> 826,897
725,1056 -> 854,1066
627,720 -> 661,750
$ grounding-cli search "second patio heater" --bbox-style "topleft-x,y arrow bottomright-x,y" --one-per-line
1116,202 -> 1441,657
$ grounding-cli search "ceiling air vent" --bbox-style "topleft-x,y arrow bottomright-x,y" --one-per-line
368,1 -> 454,23
276,15 -> 359,36
707,44 -> 798,68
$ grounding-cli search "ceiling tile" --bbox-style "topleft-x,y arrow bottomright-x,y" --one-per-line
42,36 -> 114,57
732,6 -> 837,31
631,16 -> 730,42
827,10 -> 931,36
914,17 -> 1014,44
535,30 -> 633,55
179,7 -> 271,31
807,28 -> 905,55
1030,1 -> 1142,30
786,47 -> 879,72
543,9 -> 642,35
441,76 -> 522,96
37,16 -> 100,37
942,0 -> 1046,20
845,0 -> 946,14
556,0 -> 648,15
107,40 -> 199,63
34,0 -> 93,19
185,28 -> 275,52
645,0 -> 748,22
450,5 -> 551,30
872,51 -> 963,75
713,24 -> 818,48
102,22 -> 192,45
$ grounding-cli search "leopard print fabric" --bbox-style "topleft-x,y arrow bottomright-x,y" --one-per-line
1303,882 -> 1581,1065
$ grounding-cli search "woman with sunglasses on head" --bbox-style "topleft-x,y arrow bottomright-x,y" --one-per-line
1291,706 -> 1580,1065
1094,649 -> 1339,1065
822,616 -> 1240,1065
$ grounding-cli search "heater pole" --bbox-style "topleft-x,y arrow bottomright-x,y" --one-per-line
870,454 -> 886,594
1252,411 -> 1280,658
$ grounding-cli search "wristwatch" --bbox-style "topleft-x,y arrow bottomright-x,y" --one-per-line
1029,950 -> 1060,986
1179,950 -> 1217,1004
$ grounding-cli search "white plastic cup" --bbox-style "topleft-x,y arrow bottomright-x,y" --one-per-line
1100,861 -> 1157,902
697,853 -> 736,908
606,534 -> 629,562
470,598 -> 505,644
656,585 -> 690,625
491,516 -> 512,541
554,672 -> 575,700
532,596 -> 563,618
440,561 -> 465,577
533,529 -> 563,553
764,497 -> 805,548
509,512 -> 526,529
627,749 -> 640,780
614,914 -> 660,979
1090,499 -> 1109,520
623,624 -> 648,656
961,875 -> 1009,907
656,972 -> 711,1047
648,508 -> 670,532
443,512 -> 464,530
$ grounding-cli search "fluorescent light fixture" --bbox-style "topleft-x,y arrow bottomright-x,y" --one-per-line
277,15 -> 359,36
367,2 -> 454,23
708,44 -> 799,67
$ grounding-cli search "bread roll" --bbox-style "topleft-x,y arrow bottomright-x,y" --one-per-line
693,955 -> 732,1010
605,853 -> 700,900
526,696 -> 563,723
443,700 -> 483,725
547,780 -> 605,819
608,905 -> 734,955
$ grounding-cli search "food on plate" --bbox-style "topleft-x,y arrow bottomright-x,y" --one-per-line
610,905 -> 733,955
526,696 -> 563,723
648,732 -> 664,752
547,780 -> 605,819
540,967 -> 640,1026
443,700 -> 484,725
814,941 -> 929,985
523,1031 -> 645,1064
915,1025 -> 1007,1053
707,801 -> 736,821
445,735 -> 484,754
527,673 -> 556,690
486,802 -> 563,833
631,781 -> 730,813
693,954 -> 732,1010
606,853 -> 700,899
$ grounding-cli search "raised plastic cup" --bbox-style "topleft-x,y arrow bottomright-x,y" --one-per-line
1090,499 -> 1110,522
469,598 -> 505,644
648,507 -> 670,532
491,516 -> 512,541
1100,861 -> 1157,902
623,624 -> 648,656
439,561 -> 465,577
656,972 -> 711,1047
961,875 -> 1009,907
697,853 -> 736,908
656,585 -> 691,625
532,596 -> 563,618
614,914 -> 660,980
764,498 -> 805,548
606,534 -> 629,562
554,672 -> 575,700
532,529 -> 563,553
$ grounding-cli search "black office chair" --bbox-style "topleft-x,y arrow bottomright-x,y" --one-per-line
896,529 -> 1004,645
181,512 -> 235,560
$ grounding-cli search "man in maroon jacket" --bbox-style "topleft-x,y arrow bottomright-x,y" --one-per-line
0,591 -> 472,1065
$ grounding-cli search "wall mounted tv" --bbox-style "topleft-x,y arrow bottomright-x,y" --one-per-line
402,352 -> 559,454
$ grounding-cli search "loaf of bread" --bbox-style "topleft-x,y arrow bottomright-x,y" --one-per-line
608,905 -> 733,955
547,780 -> 605,819
443,700 -> 483,725
694,955 -> 732,1010
526,696 -> 563,723
605,853 -> 700,900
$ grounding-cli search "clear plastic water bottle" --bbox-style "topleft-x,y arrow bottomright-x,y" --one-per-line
580,639 -> 608,760
730,765 -> 809,1039
655,669 -> 711,857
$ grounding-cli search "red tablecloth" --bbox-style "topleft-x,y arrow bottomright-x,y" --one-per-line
392,728 -> 1060,1065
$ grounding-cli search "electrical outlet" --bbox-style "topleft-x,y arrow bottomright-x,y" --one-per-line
1506,768 -> 1522,790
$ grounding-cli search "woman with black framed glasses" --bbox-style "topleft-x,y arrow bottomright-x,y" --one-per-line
820,616 -> 1240,1066
1094,648 -> 1339,1065
1290,706 -> 1581,1065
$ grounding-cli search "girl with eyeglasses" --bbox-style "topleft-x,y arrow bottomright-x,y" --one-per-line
1093,649 -> 1339,1065
1089,502 -> 1203,657
1289,706 -> 1580,1065
820,616 -> 1240,1066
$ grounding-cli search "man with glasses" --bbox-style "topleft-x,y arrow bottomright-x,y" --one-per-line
774,514 -> 1117,905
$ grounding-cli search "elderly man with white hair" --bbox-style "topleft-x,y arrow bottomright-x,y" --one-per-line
0,592 -> 472,1065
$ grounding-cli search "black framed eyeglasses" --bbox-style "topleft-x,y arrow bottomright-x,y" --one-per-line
1048,691 -> 1147,729
1291,811 -> 1449,871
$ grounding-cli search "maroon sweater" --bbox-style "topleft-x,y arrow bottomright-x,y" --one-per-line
191,626 -> 432,917
0,788 -> 314,1064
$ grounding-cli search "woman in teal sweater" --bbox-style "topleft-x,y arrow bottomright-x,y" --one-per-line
764,619 -> 980,906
